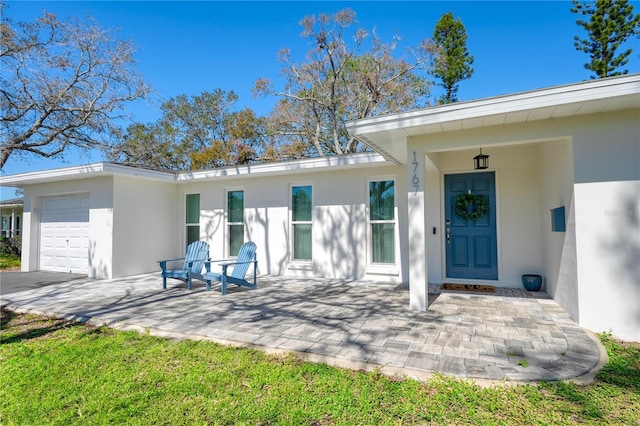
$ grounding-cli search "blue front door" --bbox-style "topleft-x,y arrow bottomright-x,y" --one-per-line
445,172 -> 498,280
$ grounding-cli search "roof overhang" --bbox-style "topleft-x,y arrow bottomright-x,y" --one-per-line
177,152 -> 389,182
0,197 -> 23,207
346,74 -> 640,164
0,163 -> 176,188
0,152 -> 392,188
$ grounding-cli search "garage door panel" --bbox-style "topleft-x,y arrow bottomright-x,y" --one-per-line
40,254 -> 55,270
66,256 -> 85,270
40,194 -> 89,274
67,236 -> 88,250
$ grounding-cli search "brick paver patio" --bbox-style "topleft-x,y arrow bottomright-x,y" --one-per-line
1,273 -> 604,384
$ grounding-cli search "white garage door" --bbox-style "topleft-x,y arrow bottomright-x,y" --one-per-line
40,194 -> 90,274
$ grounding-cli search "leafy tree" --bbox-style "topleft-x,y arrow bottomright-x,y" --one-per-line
431,11 -> 474,104
108,123 -> 181,170
0,3 -> 149,169
253,9 -> 436,157
190,107 -> 265,169
571,0 -> 640,78
108,90 -> 266,170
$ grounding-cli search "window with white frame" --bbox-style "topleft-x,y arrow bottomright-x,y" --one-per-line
0,215 -> 19,237
227,190 -> 244,257
368,179 -> 395,264
1,216 -> 10,238
185,194 -> 200,246
291,185 -> 312,261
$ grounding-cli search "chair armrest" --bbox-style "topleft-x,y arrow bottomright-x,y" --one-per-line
218,260 -> 256,266
203,258 -> 231,264
157,257 -> 186,264
158,257 -> 186,272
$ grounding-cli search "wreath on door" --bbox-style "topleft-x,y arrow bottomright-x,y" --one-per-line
454,193 -> 489,221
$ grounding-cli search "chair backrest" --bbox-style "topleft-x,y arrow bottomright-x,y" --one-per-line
230,241 -> 257,279
184,240 -> 210,273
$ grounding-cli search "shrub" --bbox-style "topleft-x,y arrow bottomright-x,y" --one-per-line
0,236 -> 21,256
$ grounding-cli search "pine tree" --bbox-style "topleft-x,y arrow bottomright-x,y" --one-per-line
432,12 -> 474,103
571,0 -> 640,78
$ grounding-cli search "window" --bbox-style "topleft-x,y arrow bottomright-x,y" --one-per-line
1,216 -> 9,238
291,185 -> 312,261
227,190 -> 244,257
185,194 -> 200,246
369,180 -> 395,264
0,215 -> 18,237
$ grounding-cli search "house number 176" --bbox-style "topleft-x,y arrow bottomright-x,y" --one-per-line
411,151 -> 419,194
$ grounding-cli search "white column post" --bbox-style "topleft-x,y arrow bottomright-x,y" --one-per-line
11,207 -> 16,237
408,148 -> 429,310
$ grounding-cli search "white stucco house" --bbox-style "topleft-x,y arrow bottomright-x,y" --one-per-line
2,74 -> 639,341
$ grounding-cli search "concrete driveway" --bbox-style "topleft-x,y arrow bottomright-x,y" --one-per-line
1,273 -> 605,385
1,271 -> 89,295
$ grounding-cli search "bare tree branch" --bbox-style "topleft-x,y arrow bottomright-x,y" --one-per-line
253,8 -> 437,157
0,4 -> 150,169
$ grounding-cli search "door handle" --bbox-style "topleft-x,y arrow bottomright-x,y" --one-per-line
446,227 -> 451,244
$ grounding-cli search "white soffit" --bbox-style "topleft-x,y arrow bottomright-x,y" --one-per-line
346,74 -> 640,164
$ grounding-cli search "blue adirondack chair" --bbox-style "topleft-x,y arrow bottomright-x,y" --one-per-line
158,240 -> 210,290
199,241 -> 258,295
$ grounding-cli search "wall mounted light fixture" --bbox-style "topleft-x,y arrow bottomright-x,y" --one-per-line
473,148 -> 489,170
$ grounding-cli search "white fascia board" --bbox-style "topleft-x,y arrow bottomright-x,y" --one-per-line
177,152 -> 390,182
1,154 -> 392,188
0,200 -> 23,207
346,74 -> 640,136
101,163 -> 176,181
0,162 -> 176,187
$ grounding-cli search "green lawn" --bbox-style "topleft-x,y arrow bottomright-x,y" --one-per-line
1,308 -> 638,425
0,254 -> 20,270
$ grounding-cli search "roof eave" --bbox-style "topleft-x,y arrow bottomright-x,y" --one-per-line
346,74 -> 640,164
0,162 -> 177,187
347,74 -> 640,136
177,152 -> 391,182
1,153 -> 394,188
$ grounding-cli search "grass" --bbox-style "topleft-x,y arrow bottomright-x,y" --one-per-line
0,254 -> 20,270
1,308 -> 639,425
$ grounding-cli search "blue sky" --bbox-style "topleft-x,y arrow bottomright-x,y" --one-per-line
2,1 -> 639,200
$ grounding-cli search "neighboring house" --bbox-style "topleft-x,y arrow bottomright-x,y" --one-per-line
0,197 -> 23,238
2,74 -> 639,341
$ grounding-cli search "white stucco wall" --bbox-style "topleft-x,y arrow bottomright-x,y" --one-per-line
180,164 -> 408,283
424,154 -> 443,286
538,138 -> 578,319
20,177 -> 114,278
19,206 -> 33,271
572,110 -> 639,184
111,176 -> 180,278
574,181 -> 639,341
570,109 -> 640,341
